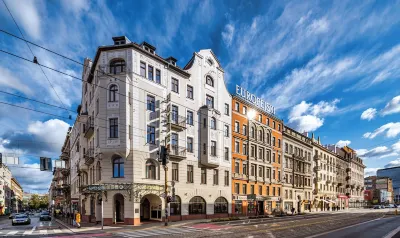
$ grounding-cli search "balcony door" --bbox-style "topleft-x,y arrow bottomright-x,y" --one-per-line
172,105 -> 178,123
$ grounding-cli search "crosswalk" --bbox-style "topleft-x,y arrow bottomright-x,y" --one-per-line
0,229 -> 72,236
116,227 -> 207,237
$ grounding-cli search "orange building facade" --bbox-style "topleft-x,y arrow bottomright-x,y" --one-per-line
231,95 -> 283,216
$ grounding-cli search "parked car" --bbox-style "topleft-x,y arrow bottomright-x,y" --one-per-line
373,205 -> 381,209
9,213 -> 20,219
380,205 -> 386,209
12,214 -> 31,226
39,212 -> 51,221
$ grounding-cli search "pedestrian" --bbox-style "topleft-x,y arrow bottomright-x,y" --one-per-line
291,207 -> 295,215
75,211 -> 81,228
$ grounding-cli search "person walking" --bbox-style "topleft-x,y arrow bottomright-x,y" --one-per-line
75,211 -> 81,228
291,207 -> 295,215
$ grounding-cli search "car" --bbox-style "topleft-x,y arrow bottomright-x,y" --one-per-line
39,212 -> 51,221
9,213 -> 20,219
380,205 -> 386,209
373,205 -> 381,209
12,214 -> 31,226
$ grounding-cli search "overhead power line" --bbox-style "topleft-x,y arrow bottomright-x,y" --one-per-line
2,0 -> 70,117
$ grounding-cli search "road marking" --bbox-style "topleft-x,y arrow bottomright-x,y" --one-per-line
24,230 -> 34,235
40,230 -> 48,234
53,229 -> 63,233
7,231 -> 18,235
305,216 -> 383,238
32,226 -> 36,232
383,225 -> 400,238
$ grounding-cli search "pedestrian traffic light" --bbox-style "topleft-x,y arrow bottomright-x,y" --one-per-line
159,146 -> 169,166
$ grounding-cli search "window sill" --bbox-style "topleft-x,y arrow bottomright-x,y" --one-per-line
200,183 -> 207,185
186,182 -> 194,184
112,177 -> 125,178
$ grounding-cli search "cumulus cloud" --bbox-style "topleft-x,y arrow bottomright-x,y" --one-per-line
361,108 -> 377,121
336,140 -> 351,147
364,168 -> 380,177
9,163 -> 53,193
381,95 -> 400,116
357,140 -> 400,159
222,23 -> 235,46
363,122 -> 400,139
384,159 -> 400,168
288,99 -> 339,132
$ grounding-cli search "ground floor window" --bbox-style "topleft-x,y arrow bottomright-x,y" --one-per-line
189,196 -> 206,214
275,202 -> 281,212
234,201 -> 242,214
248,201 -> 256,214
265,201 -> 272,213
170,196 -> 181,215
304,203 -> 311,211
284,202 -> 293,212
214,197 -> 228,213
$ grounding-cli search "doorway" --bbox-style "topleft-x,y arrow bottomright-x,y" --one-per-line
258,201 -> 264,215
114,194 -> 124,223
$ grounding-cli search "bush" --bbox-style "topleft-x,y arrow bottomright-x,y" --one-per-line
211,217 -> 241,222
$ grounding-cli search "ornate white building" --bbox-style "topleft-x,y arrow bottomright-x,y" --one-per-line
67,36 -> 232,225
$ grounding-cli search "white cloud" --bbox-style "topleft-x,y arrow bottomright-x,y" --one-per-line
288,99 -> 339,132
307,18 -> 329,34
5,0 -> 41,40
61,0 -> 90,14
384,159 -> 400,168
361,108 -> 377,121
9,162 -> 53,193
364,168 -> 380,177
0,66 -> 33,95
363,122 -> 400,139
356,140 -> 400,160
381,95 -> 400,116
27,119 -> 70,151
222,23 -> 235,46
336,140 -> 351,147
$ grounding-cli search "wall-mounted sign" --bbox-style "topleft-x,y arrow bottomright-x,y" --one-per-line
236,85 -> 275,114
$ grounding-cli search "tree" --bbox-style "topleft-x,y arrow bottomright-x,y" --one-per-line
39,196 -> 49,209
28,194 -> 40,210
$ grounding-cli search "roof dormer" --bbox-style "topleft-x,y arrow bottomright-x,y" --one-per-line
166,56 -> 177,66
112,36 -> 131,46
141,41 -> 156,54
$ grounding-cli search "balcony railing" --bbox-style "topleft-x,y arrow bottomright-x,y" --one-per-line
169,145 -> 186,159
84,117 -> 94,138
97,64 -> 131,77
314,177 -> 322,183
60,151 -> 69,161
167,114 -> 186,131
84,148 -> 94,165
61,168 -> 70,177
314,166 -> 322,171
314,154 -> 322,161
326,180 -> 332,184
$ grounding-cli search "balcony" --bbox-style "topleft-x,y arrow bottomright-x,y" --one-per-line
326,180 -> 332,184
167,114 -> 186,131
313,189 -> 319,195
314,177 -> 322,183
84,117 -> 94,138
314,166 -> 322,172
346,176 -> 351,181
60,151 -> 69,161
168,145 -> 186,160
346,168 -> 351,173
61,168 -> 70,177
332,180 -> 337,185
249,176 -> 256,181
338,182 -> 343,187
84,148 -> 95,165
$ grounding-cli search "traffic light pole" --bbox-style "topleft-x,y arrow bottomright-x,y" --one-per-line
164,165 -> 168,226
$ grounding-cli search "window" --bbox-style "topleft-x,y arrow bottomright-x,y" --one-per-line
201,168 -> 207,184
210,117 -> 216,130
235,121 -> 240,132
273,121 -> 276,129
147,126 -> 155,144
109,84 -> 118,102
187,165 -> 193,183
278,124 -> 281,131
258,114 -> 262,122
171,105 -> 179,124
242,184 -> 247,194
235,183 -> 240,194
213,169 -> 219,185
278,187 -> 281,196
258,166 -> 264,178
96,161 -> 101,181
171,78 -> 179,93
273,187 -> 276,196
148,65 -> 154,80
224,104 -> 229,115
272,169 -> 276,180
145,159 -> 156,179
258,130 -> 263,141
214,197 -> 228,213
243,144 -> 248,155
189,196 -> 206,214
113,157 -> 124,178
187,137 -> 193,153
272,153 -> 275,162
96,128 -> 99,147
266,118 -> 270,126
147,95 -> 155,111
251,127 -> 255,138
206,76 -> 214,87
278,155 -> 281,164
206,95 -> 214,108
251,164 -> 255,176
250,185 -> 254,194
187,111 -> 194,125
224,125 -> 229,137
96,98 -> 99,115
278,139 -> 281,148
140,61 -> 146,77
235,141 -> 240,153
272,137 -> 276,146
172,163 -> 179,181
186,85 -> 194,99
243,106 -> 247,115
110,60 -> 125,74
235,102 -> 239,111
155,69 -> 161,84
109,118 -> 118,138
211,141 -> 217,156
170,195 -> 181,215
266,186 -> 270,196
224,147 -> 229,161
224,171 -> 229,186
251,145 -> 255,157
259,185 -> 262,195
243,164 -> 248,175
285,143 -> 288,153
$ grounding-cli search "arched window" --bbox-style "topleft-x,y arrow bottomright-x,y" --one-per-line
210,117 -> 216,130
113,157 -> 124,178
214,197 -> 228,213
258,130 -> 263,141
266,133 -> 270,144
189,196 -> 206,214
251,127 -> 255,138
96,161 -> 101,181
145,159 -> 156,180
109,84 -> 118,102
170,195 -> 181,215
206,76 -> 214,87
109,59 -> 126,74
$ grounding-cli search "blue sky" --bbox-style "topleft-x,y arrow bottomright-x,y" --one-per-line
0,0 -> 400,193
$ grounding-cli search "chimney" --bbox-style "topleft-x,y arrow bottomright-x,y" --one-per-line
312,133 -> 314,139
318,136 -> 320,144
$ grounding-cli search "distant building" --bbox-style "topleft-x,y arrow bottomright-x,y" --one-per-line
363,176 -> 393,204
0,164 -> 12,215
377,167 -> 400,204
11,178 -> 23,213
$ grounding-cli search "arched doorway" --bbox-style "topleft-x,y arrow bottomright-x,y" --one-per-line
90,196 -> 95,222
140,194 -> 162,221
189,196 -> 206,214
114,194 -> 124,223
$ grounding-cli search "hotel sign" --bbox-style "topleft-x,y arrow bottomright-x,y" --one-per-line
236,85 -> 275,115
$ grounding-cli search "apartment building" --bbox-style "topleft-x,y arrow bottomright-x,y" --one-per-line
312,135 -> 339,211
338,146 -> 366,208
65,36 -> 231,225
282,127 -> 313,213
11,177 -> 23,213
377,167 -> 400,204
231,89 -> 283,216
0,165 -> 12,215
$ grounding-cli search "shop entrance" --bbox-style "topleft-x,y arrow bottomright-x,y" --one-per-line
258,201 -> 264,215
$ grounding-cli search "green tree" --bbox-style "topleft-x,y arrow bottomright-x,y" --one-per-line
39,196 -> 49,209
28,194 -> 40,209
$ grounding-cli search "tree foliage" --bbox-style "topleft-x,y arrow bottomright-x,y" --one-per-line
28,194 -> 49,209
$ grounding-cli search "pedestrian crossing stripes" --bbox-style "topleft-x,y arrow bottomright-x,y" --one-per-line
0,229 -> 73,236
117,227 -> 205,237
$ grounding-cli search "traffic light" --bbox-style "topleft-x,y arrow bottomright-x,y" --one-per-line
0,153 -> 2,165
159,146 -> 169,166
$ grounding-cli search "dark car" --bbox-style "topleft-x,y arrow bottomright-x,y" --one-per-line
9,213 -> 20,219
12,214 -> 31,225
39,212 -> 51,221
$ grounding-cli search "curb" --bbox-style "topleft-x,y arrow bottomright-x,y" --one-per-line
54,218 -> 75,233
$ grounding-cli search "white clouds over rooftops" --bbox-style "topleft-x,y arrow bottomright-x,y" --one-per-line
381,95 -> 400,116
336,140 -> 351,147
363,122 -> 400,139
361,108 -> 377,121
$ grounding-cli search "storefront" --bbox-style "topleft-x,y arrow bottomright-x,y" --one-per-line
303,200 -> 311,212
232,195 -> 247,215
284,201 -> 294,212
337,195 -> 349,210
